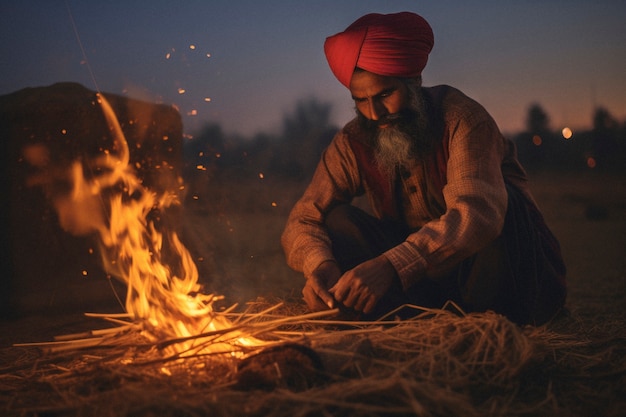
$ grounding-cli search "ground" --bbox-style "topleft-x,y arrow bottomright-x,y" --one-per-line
1,168 -> 625,416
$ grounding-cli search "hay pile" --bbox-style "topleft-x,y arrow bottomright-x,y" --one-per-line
1,300 -> 624,417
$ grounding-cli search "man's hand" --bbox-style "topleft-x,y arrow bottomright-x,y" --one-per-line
302,260 -> 342,311
329,255 -> 397,314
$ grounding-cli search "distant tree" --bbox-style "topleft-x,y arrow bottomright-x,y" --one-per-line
591,107 -> 621,170
526,103 -> 551,134
181,123 -> 229,203
593,107 -> 619,133
271,97 -> 336,180
184,123 -> 226,166
516,103 -> 556,169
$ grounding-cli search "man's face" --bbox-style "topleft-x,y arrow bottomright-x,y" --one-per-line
349,70 -> 411,129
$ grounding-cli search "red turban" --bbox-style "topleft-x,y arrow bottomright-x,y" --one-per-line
324,12 -> 434,88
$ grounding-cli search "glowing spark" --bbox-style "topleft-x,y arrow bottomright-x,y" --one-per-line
258,173 -> 264,179
189,44 -> 196,50
204,97 -> 212,102
178,88 -> 186,94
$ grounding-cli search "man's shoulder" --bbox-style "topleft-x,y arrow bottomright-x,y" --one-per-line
424,84 -> 492,124
424,85 -> 475,106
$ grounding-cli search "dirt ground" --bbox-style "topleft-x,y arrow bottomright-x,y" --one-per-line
527,170 -> 626,325
1,168 -> 625,415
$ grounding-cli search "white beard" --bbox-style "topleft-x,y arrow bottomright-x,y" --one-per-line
375,125 -> 414,178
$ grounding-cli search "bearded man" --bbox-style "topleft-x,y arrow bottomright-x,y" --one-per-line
281,12 -> 566,325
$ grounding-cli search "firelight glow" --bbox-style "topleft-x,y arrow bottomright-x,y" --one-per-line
37,93 -> 264,357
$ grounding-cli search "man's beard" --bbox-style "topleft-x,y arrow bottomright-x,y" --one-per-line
357,89 -> 430,178
374,121 -> 415,177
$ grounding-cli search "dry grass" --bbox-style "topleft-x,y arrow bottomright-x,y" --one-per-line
1,299 -> 625,417
1,170 -> 625,416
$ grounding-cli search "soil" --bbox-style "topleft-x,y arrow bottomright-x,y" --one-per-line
1,168 -> 625,415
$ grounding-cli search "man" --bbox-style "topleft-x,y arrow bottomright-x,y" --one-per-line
281,12 -> 566,325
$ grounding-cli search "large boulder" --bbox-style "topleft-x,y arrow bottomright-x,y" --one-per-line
0,82 -> 183,317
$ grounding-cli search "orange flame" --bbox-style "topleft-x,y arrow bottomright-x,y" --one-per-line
49,93 -> 257,357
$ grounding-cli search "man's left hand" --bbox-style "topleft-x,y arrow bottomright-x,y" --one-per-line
329,255 -> 397,314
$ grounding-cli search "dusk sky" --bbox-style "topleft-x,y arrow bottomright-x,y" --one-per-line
2,1 -> 625,138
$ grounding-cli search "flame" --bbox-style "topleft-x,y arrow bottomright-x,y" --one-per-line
48,93 -> 258,357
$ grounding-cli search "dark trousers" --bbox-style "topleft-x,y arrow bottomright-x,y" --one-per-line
325,185 -> 567,325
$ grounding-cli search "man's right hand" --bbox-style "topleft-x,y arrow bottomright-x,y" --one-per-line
303,260 -> 342,311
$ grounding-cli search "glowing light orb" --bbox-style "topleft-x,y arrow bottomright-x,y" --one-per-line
562,127 -> 573,139
587,157 -> 597,168
532,135 -> 542,146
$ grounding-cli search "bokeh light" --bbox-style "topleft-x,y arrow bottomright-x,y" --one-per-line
532,135 -> 542,146
562,127 -> 573,139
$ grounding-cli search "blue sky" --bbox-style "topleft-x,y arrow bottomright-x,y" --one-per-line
2,0 -> 625,137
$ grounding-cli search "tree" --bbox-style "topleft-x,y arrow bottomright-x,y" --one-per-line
591,107 -> 621,170
271,97 -> 336,180
526,103 -> 550,134
516,103 -> 555,169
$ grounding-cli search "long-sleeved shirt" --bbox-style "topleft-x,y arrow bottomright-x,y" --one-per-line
281,85 -> 534,291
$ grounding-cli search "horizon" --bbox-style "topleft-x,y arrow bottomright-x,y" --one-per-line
1,1 -> 625,138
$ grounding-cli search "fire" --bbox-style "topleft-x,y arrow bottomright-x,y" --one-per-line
36,93 -> 260,358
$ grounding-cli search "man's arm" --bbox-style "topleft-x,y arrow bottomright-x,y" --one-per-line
281,131 -> 362,308
387,108 -> 509,291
